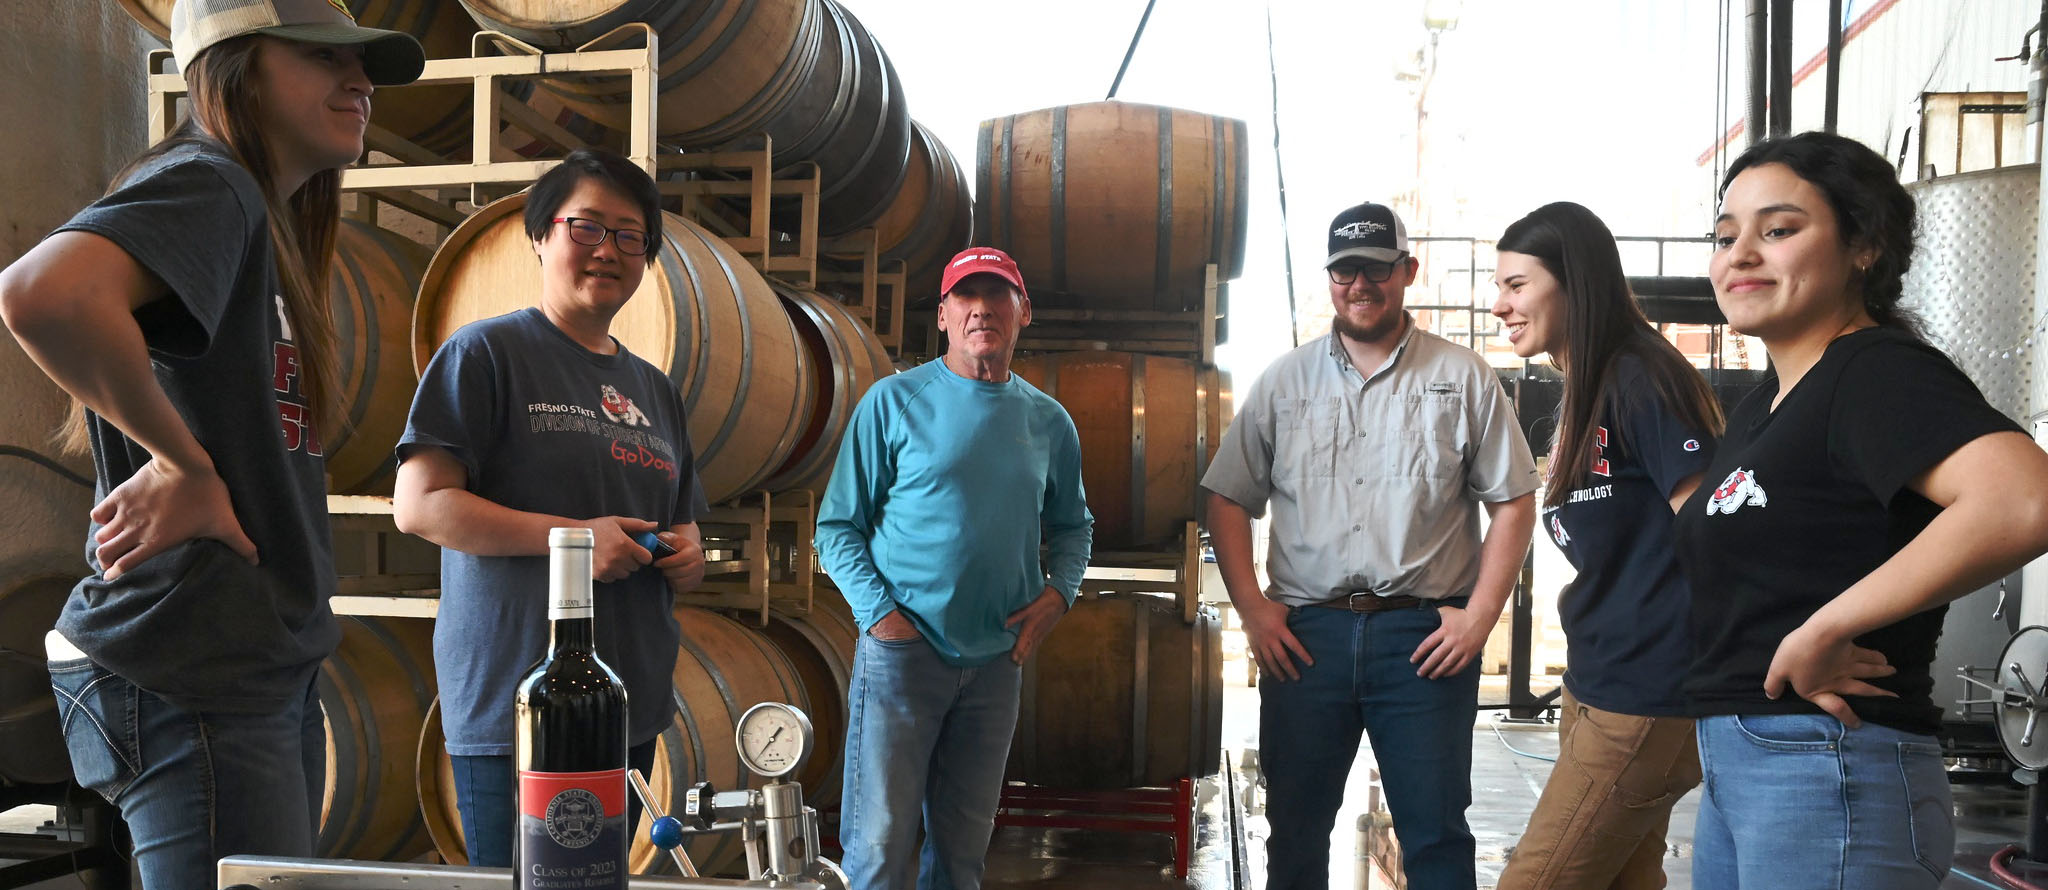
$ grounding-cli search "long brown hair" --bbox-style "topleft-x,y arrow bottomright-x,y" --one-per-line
1498,202 -> 1724,504
60,34 -> 344,455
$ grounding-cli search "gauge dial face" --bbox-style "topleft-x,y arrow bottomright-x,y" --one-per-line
736,702 -> 814,778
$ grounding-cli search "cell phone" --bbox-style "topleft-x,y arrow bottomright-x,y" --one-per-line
634,530 -> 679,560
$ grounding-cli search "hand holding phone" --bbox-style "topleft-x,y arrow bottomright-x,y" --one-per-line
634,530 -> 679,560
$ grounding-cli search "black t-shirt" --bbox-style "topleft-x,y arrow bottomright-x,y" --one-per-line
1545,356 -> 1714,717
51,142 -> 338,713
1674,327 -> 2021,735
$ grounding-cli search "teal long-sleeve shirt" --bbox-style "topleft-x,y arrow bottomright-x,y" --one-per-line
814,359 -> 1094,666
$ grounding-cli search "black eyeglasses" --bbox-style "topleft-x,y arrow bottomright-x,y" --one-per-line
1328,256 -> 1407,285
552,217 -> 651,256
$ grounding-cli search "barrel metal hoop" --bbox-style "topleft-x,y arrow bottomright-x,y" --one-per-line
1129,354 -> 1148,542
1231,119 -> 1251,271
1131,599 -> 1150,787
1049,106 -> 1068,293
881,129 -> 951,265
1000,115 -> 1017,258
1154,106 -> 1174,298
691,229 -> 762,488
666,0 -> 758,89
664,228 -> 717,417
1195,366 -> 1213,490
316,627 -> 373,855
974,120 -> 995,246
331,239 -> 374,435
1190,608 -> 1207,779
1209,116 -> 1226,270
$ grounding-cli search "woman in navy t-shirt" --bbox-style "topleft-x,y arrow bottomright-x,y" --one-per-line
1489,202 -> 1724,890
1674,131 -> 2048,889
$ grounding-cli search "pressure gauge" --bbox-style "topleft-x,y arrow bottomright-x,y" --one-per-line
735,702 -> 814,779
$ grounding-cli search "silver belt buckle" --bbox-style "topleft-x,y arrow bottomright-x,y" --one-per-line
1346,591 -> 1375,611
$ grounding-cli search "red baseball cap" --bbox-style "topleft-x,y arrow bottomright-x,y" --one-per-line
939,247 -> 1028,299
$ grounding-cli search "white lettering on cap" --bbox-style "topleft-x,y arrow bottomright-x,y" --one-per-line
1334,221 -> 1388,238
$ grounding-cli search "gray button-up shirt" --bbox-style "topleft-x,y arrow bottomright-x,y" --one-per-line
1202,322 -> 1538,606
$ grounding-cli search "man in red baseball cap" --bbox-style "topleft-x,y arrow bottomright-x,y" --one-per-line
816,245 -> 1093,889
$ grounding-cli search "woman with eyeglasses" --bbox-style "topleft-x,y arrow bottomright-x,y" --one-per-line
1487,202 -> 1722,890
392,148 -> 708,867
1674,131 -> 2048,889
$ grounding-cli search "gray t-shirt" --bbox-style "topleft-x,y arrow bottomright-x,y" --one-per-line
52,141 -> 339,713
1201,323 -> 1538,605
401,308 -> 706,755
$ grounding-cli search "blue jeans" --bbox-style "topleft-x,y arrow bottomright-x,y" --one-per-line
840,631 -> 1022,890
49,656 -> 323,890
1259,602 -> 1481,890
450,738 -> 658,867
1694,713 -> 1954,889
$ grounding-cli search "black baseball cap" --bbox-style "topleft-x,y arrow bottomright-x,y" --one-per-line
1324,202 -> 1410,268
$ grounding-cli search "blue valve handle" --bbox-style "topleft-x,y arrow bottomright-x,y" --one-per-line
628,769 -> 697,877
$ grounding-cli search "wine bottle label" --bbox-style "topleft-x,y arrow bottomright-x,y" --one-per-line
517,768 -> 627,890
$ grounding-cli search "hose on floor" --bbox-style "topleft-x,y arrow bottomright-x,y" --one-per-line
1993,845 -> 2048,890
1490,718 -> 1557,763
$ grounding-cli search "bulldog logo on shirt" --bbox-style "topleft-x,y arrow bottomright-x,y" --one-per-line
1706,467 -> 1768,515
1548,513 -> 1571,547
598,385 -> 650,427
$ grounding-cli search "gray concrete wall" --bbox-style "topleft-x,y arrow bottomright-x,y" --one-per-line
0,2 -> 156,589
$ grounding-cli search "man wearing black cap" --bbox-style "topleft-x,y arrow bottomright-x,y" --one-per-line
1201,203 -> 1538,889
816,247 -> 1094,890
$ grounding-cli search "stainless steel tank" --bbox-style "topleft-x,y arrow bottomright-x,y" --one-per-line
1902,164 -> 2039,735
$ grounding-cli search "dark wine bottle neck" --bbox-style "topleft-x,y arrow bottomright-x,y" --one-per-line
550,616 -> 596,652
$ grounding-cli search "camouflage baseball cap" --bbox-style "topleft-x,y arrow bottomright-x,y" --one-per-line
171,0 -> 426,86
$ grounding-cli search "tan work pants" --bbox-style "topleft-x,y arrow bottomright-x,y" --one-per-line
1496,688 -> 1701,890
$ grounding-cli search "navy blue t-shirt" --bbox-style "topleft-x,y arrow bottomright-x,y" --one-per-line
400,308 -> 706,755
1544,355 -> 1714,717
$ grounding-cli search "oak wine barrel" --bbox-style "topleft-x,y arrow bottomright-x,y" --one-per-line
1012,352 -> 1231,549
832,121 -> 972,303
760,284 -> 894,496
317,615 -> 437,861
1008,593 -> 1223,790
456,0 -> 825,150
757,591 -> 857,807
976,101 -> 1249,311
325,220 -> 428,496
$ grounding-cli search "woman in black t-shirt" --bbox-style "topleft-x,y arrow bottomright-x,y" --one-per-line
1674,131 -> 2048,889
0,5 -> 423,889
1489,202 -> 1723,890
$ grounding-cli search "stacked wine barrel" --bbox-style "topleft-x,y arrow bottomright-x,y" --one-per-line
972,100 -> 1248,792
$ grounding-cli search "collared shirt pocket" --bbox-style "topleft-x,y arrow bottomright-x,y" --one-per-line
1392,394 -> 1464,479
1274,397 -> 1340,479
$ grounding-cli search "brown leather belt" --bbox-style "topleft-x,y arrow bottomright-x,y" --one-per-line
1309,593 -> 1428,612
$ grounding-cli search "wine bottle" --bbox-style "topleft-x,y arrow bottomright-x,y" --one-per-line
516,528 -> 629,890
